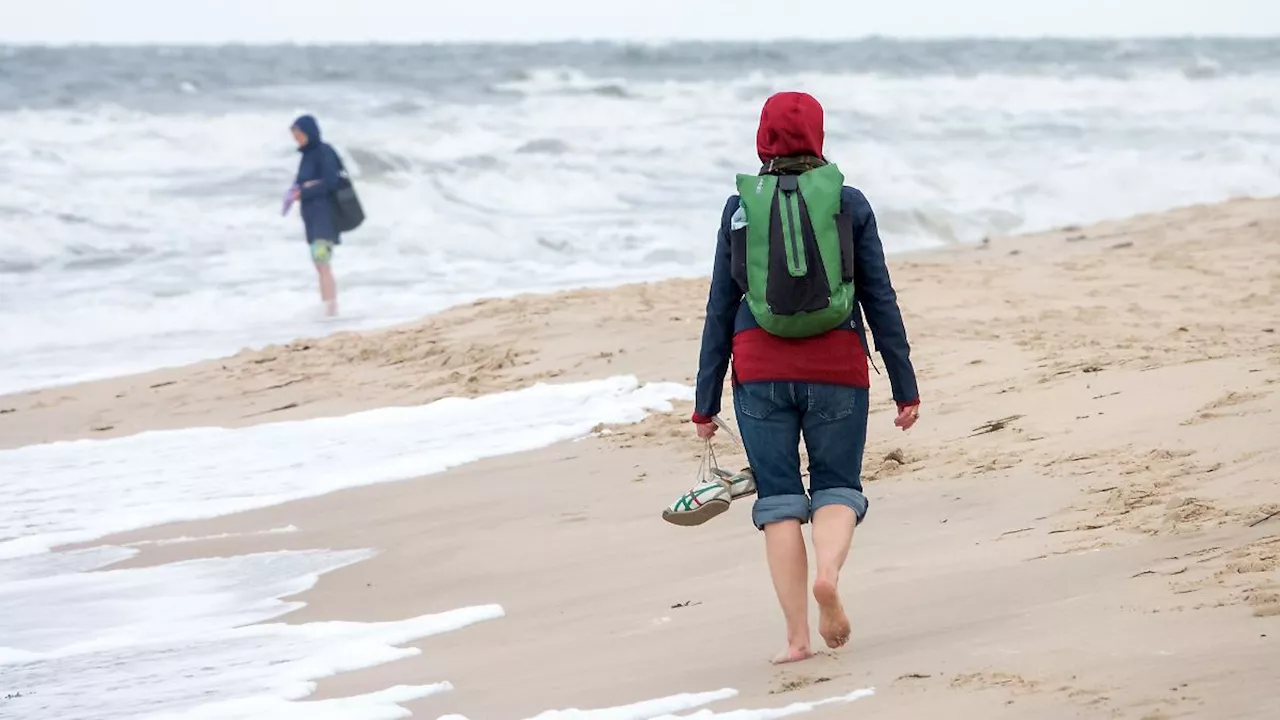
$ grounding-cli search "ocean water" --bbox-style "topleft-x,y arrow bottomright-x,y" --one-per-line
440,686 -> 875,720
1,39 -> 1279,392
0,546 -> 503,720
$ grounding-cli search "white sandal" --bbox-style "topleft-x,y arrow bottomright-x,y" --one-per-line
662,417 -> 755,527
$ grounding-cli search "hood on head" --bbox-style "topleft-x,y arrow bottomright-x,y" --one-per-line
756,92 -> 824,163
292,115 -> 322,147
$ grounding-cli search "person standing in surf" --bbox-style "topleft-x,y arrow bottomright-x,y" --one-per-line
289,114 -> 342,316
691,91 -> 921,664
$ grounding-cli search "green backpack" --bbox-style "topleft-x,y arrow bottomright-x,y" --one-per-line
730,162 -> 856,338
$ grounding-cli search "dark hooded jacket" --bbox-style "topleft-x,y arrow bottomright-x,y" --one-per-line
293,115 -> 343,244
692,92 -> 920,422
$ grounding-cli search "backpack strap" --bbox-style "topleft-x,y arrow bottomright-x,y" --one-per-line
330,145 -> 350,178
729,201 -> 750,293
836,195 -> 856,282
839,193 -> 881,374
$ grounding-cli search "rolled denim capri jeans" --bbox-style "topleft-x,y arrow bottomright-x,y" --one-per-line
732,381 -> 870,530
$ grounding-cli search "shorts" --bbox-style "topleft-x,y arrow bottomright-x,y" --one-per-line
309,239 -> 335,265
732,381 -> 870,530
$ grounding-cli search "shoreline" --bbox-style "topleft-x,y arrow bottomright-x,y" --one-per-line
4,196 -> 1280,718
3,195 -> 1264,451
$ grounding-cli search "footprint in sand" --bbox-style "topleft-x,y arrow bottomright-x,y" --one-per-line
772,646 -> 815,665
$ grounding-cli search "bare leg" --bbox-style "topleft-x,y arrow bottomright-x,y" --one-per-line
315,263 -> 338,316
763,519 -> 814,664
811,505 -> 856,649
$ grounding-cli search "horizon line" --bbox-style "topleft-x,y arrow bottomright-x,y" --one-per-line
3,33 -> 1279,48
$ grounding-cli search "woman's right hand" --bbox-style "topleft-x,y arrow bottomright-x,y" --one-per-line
695,421 -> 718,440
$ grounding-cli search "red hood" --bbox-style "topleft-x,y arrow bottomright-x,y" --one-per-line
756,92 -> 825,162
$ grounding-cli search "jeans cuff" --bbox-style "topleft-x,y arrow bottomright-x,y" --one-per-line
811,488 -> 869,523
752,494 -> 810,530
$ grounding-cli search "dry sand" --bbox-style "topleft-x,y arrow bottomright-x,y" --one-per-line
6,197 -> 1280,718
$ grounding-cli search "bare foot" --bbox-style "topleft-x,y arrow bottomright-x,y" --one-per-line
771,645 -> 815,664
813,579 -> 850,649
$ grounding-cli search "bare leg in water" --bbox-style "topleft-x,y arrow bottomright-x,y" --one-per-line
764,519 -> 814,663
812,504 -> 857,649
315,262 -> 338,316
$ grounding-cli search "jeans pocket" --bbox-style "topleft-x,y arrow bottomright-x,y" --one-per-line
734,382 -> 776,420
808,384 -> 864,422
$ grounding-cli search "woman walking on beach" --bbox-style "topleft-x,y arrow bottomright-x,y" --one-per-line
691,91 -> 920,664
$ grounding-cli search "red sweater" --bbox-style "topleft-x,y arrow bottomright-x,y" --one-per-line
731,327 -> 868,388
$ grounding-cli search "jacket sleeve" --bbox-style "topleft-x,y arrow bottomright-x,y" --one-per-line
692,197 -> 744,423
300,146 -> 342,200
850,189 -> 920,409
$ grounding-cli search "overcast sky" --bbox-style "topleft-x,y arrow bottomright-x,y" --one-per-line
2,0 -> 1278,44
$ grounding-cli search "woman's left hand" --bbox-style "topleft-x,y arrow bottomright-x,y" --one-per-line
895,404 -> 920,431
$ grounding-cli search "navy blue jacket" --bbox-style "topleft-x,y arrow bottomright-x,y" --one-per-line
293,115 -> 343,244
694,186 -> 919,419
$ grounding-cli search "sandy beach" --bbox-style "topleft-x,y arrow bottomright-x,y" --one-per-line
5,197 -> 1279,718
